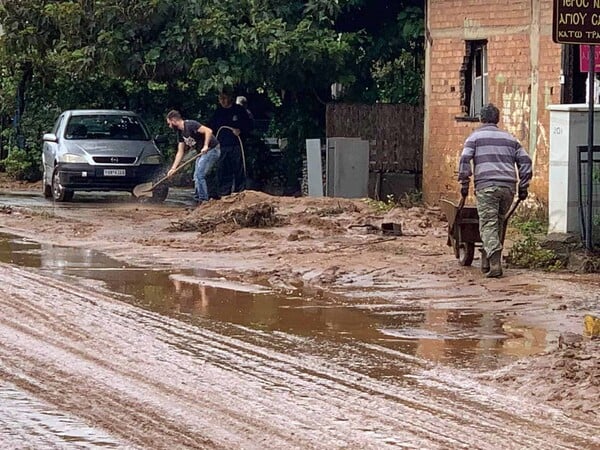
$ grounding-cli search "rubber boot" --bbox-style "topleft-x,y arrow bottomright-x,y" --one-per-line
480,250 -> 490,273
486,251 -> 503,278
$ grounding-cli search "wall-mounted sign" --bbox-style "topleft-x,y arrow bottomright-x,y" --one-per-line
553,0 -> 600,44
580,45 -> 600,71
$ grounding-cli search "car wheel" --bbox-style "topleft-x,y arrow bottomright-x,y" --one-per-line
52,167 -> 74,202
150,184 -> 169,203
42,165 -> 52,198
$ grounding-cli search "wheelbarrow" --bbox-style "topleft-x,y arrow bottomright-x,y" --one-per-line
440,197 -> 521,267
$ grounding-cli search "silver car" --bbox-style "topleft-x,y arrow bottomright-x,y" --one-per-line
42,109 -> 168,202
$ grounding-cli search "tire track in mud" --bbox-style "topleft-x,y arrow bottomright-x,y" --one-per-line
0,263 -> 598,449
127,307 -> 597,449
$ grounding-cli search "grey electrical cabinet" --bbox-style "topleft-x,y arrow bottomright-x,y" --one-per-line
325,137 -> 369,198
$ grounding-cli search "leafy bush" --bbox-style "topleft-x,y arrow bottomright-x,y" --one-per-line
397,189 -> 423,208
506,217 -> 563,270
1,146 -> 41,181
510,217 -> 547,236
506,234 -> 563,270
364,194 -> 396,213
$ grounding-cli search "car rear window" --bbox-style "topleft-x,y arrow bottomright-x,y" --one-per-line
65,115 -> 150,140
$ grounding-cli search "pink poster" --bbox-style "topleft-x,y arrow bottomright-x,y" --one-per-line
580,45 -> 600,72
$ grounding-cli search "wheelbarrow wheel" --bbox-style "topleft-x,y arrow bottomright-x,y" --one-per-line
458,242 -> 475,266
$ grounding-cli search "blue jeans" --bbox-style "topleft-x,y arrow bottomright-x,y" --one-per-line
194,146 -> 220,202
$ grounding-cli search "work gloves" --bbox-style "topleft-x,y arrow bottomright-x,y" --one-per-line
518,188 -> 528,201
460,185 -> 469,198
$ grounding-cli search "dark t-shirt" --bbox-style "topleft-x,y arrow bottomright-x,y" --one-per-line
177,120 -> 219,150
208,105 -> 252,146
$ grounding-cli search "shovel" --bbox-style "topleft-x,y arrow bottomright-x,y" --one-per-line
133,151 -> 202,198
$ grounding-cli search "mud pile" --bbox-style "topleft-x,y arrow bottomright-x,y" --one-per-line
168,202 -> 282,233
482,337 -> 599,419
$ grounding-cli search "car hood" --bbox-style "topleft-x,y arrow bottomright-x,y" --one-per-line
63,140 -> 160,157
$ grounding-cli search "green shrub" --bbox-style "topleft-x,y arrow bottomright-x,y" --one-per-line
506,227 -> 563,271
1,146 -> 42,181
364,194 -> 396,213
398,189 -> 423,208
510,217 -> 547,236
506,234 -> 563,270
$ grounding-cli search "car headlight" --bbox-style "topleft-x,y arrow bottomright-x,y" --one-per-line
60,153 -> 87,163
141,154 -> 163,164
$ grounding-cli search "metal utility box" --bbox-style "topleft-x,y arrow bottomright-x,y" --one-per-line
548,104 -> 600,233
325,137 -> 369,198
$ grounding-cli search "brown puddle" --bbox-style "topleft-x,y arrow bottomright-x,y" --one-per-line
0,233 -> 550,371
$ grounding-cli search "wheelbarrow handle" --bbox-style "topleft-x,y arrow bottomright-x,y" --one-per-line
504,198 -> 522,223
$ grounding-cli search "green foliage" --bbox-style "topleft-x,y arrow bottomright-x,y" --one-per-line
365,194 -> 396,213
506,217 -> 562,271
337,2 -> 424,104
1,146 -> 41,181
510,217 -> 548,236
397,189 -> 423,208
0,0 -> 425,184
506,234 -> 564,271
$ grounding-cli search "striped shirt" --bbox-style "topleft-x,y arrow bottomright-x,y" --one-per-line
458,124 -> 532,192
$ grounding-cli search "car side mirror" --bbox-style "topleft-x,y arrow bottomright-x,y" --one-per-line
43,133 -> 58,143
154,134 -> 168,145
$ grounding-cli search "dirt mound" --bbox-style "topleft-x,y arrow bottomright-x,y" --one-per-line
168,202 -> 282,233
482,337 -> 599,420
192,191 -> 281,217
174,191 -> 376,235
189,191 -> 372,218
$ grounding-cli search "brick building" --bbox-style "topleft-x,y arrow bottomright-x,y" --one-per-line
423,0 -> 588,205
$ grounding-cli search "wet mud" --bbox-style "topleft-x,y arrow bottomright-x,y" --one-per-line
0,261 -> 597,449
0,189 -> 599,448
0,233 -> 558,371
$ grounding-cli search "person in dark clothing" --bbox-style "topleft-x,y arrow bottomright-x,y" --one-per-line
236,96 -> 254,121
209,91 -> 252,196
166,110 -> 220,204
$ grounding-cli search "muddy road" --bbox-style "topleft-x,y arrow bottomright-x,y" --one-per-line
0,187 -> 598,449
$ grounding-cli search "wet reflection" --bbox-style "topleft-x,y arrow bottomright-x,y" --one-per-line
0,382 -> 123,447
0,233 -> 549,370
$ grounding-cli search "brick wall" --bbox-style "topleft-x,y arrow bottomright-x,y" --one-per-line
424,0 -> 561,205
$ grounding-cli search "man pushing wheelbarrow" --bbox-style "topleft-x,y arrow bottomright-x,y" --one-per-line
457,103 -> 533,278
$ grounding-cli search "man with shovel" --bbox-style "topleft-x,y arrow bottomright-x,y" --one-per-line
166,110 -> 220,205
458,103 -> 532,278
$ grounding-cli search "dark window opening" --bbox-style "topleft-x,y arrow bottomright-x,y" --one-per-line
562,44 -> 588,104
458,40 -> 488,119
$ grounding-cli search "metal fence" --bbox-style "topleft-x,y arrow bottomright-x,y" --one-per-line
577,145 -> 600,247
325,103 -> 423,174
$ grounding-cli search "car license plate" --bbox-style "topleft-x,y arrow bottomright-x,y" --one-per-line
103,169 -> 126,176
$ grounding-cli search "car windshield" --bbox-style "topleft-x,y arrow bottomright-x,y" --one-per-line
64,114 -> 150,141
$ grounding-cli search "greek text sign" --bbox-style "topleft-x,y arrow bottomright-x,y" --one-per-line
553,0 -> 600,44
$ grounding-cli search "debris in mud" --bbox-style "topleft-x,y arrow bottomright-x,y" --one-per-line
168,202 -> 283,233
293,215 -> 345,233
584,314 -> 600,337
381,222 -> 403,236
0,204 -> 12,214
483,337 -> 600,420
348,223 -> 380,234
304,203 -> 360,216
